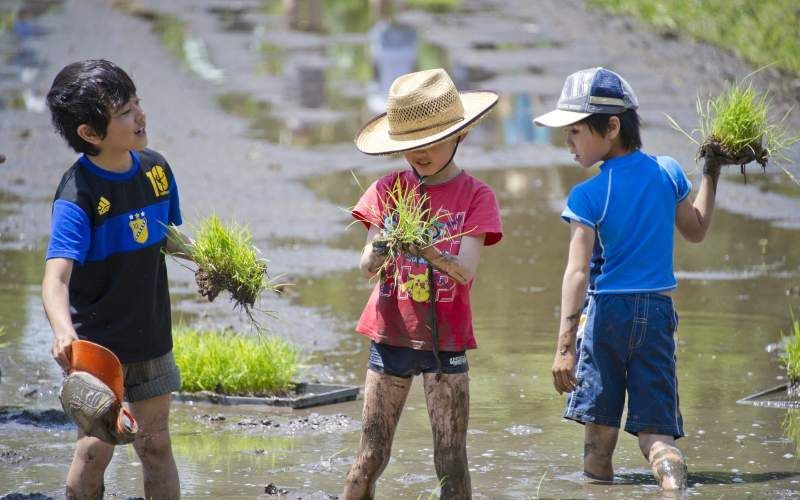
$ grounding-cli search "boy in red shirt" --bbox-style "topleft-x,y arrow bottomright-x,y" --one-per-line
342,68 -> 502,499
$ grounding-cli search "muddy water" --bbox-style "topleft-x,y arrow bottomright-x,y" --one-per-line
2,0 -> 800,498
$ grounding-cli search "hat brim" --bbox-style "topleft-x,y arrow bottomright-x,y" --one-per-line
533,109 -> 591,128
355,90 -> 499,155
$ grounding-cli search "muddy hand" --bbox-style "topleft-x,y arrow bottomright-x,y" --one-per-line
551,345 -> 578,394
0,154 -> 5,164
371,238 -> 389,256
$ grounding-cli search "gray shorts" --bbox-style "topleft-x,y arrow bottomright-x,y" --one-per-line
122,350 -> 182,403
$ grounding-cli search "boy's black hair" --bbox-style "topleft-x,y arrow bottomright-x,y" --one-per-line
46,59 -> 137,156
581,109 -> 642,151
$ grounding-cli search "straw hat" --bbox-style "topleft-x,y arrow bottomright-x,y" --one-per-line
355,68 -> 498,155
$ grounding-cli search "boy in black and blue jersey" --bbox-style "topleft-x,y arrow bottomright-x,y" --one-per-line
42,59 -> 183,499
534,68 -> 724,491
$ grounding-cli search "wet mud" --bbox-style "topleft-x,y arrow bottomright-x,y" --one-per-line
0,407 -> 71,428
0,0 -> 799,498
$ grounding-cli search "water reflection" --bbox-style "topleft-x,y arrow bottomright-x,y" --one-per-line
299,165 -> 800,497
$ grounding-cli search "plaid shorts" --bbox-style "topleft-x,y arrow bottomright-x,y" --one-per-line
122,350 -> 181,403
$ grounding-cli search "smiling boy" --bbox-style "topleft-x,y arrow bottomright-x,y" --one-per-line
42,59 -> 184,499
534,67 -> 724,490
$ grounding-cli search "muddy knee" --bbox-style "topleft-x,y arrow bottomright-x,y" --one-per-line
133,428 -> 173,465
650,446 -> 687,490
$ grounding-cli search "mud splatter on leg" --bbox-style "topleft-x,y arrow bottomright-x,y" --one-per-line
423,372 -> 471,500
342,370 -> 412,500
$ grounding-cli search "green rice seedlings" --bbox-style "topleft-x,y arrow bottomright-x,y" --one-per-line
173,326 -> 300,395
783,409 -> 800,455
168,215 -> 278,315
667,75 -> 800,180
366,176 -> 456,279
780,310 -> 800,390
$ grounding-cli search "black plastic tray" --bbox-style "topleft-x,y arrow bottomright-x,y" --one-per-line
173,382 -> 359,409
736,383 -> 800,409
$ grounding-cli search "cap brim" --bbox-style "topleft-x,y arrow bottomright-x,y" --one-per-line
533,109 -> 591,128
355,91 -> 499,155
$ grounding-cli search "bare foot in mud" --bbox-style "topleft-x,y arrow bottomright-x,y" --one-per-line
650,446 -> 688,490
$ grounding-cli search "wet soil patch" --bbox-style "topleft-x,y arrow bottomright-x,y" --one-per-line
0,446 -> 30,466
0,494 -> 54,500
0,407 -> 72,428
196,412 -> 356,436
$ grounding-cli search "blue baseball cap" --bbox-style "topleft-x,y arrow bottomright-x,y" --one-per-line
534,67 -> 638,127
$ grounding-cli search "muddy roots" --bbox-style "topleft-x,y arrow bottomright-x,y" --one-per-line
195,264 -> 265,308
699,138 -> 768,181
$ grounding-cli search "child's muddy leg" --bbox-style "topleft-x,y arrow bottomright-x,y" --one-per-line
423,372 -> 471,500
343,370 -> 412,500
584,423 -> 619,481
639,433 -> 687,491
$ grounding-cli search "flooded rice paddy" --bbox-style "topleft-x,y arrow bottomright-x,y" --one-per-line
1,0 -> 800,498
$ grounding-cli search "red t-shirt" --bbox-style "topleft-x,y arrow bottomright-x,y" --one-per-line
352,170 -> 503,351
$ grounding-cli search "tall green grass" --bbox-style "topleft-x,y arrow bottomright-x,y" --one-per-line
173,326 -> 300,395
588,0 -> 800,76
780,310 -> 800,381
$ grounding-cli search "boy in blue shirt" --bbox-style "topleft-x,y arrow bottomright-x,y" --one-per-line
534,67 -> 724,490
42,59 -> 185,499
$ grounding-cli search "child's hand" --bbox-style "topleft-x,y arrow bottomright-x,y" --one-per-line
371,237 -> 389,256
551,345 -> 578,394
52,332 -> 79,374
702,156 -> 722,180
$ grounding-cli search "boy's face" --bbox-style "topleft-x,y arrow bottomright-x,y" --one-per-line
403,135 -> 460,176
93,96 -> 147,155
564,122 -> 612,168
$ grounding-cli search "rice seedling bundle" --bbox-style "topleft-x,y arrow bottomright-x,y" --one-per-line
667,76 -> 800,179
370,176 -> 446,277
169,215 -> 276,312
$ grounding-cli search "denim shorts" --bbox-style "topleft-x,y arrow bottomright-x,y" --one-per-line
564,293 -> 684,438
122,350 -> 182,403
368,341 -> 469,378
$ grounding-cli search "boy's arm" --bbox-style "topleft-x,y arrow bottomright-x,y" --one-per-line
360,225 -> 390,278
42,258 -> 79,372
552,221 -> 594,394
415,235 -> 483,285
675,159 -> 721,243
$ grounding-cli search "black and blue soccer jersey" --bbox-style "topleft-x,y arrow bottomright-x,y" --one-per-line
46,149 -> 182,363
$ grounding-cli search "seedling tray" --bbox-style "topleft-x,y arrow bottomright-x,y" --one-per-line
173,382 -> 359,409
737,383 -> 800,409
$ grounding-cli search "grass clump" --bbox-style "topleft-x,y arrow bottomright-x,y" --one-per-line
780,310 -> 800,383
168,215 -> 278,314
173,326 -> 300,396
667,76 -> 800,179
783,409 -> 800,455
407,0 -> 462,13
